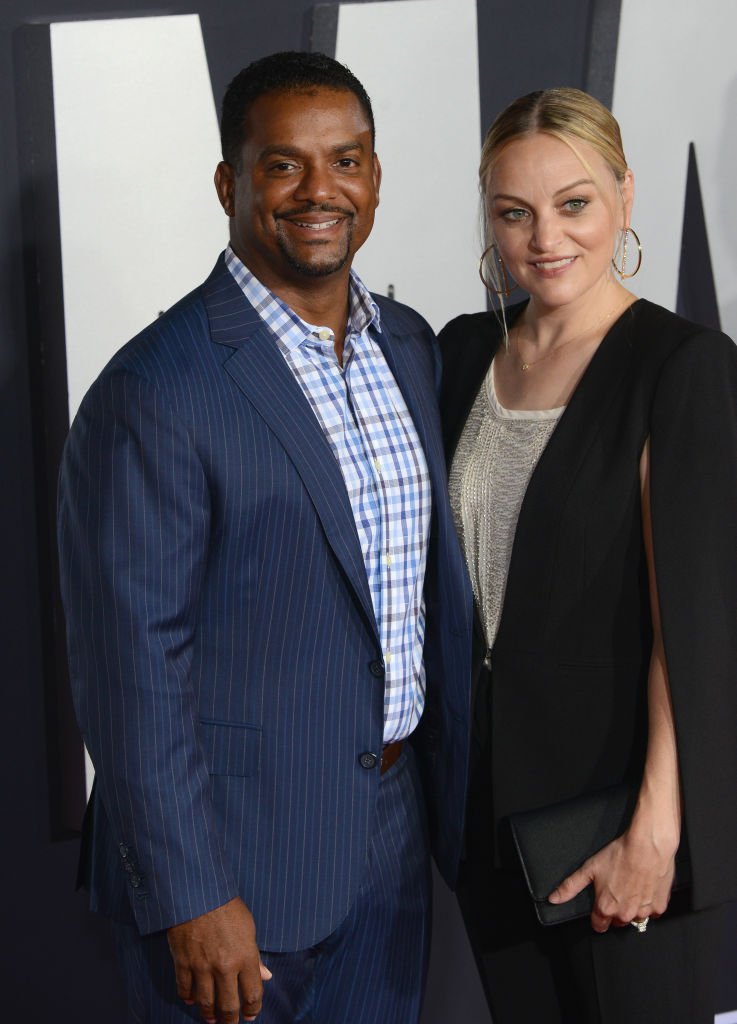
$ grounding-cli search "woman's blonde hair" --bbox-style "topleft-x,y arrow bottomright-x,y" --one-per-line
480,87 -> 627,193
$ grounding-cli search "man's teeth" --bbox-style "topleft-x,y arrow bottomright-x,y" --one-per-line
535,257 -> 576,269
293,219 -> 341,231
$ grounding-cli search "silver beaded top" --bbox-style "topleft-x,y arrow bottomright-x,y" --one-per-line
449,362 -> 563,648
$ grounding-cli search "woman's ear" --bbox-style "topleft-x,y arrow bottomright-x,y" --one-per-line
620,168 -> 635,228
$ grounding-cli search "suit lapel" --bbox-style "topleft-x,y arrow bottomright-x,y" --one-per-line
376,307 -> 475,645
201,257 -> 378,639
373,316 -> 440,477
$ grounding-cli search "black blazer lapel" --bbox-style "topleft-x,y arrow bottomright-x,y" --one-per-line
201,257 -> 378,639
497,303 -> 641,650
440,301 -> 641,654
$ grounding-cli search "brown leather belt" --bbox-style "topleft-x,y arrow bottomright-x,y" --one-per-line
381,740 -> 403,775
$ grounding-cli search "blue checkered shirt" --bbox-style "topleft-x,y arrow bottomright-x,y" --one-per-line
225,247 -> 431,742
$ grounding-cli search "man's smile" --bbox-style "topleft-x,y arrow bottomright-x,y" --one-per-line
289,218 -> 343,231
276,207 -> 354,238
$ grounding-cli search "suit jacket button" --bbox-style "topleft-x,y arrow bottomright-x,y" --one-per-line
118,844 -> 129,859
369,659 -> 385,678
129,874 -> 142,888
359,752 -> 378,770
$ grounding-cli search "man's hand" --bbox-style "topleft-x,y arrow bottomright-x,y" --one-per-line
167,897 -> 272,1023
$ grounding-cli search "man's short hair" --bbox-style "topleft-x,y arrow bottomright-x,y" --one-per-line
220,50 -> 375,169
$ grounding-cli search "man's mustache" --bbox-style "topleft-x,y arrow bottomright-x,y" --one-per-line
275,204 -> 354,220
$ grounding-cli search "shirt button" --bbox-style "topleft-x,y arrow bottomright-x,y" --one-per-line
373,458 -> 382,473
384,651 -> 391,665
359,752 -> 378,770
318,328 -> 331,341
386,553 -> 392,566
369,659 -> 385,678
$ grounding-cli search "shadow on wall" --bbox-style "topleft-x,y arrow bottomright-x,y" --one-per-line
717,73 -> 737,340
420,866 -> 492,1024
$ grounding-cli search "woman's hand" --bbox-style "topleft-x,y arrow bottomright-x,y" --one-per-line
547,811 -> 678,932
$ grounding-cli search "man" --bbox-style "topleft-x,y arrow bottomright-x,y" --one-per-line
58,51 -> 471,1024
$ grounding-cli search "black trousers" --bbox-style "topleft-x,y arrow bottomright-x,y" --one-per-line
459,678 -> 728,1023
458,857 -> 726,1024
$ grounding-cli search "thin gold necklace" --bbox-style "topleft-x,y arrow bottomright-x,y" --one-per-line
513,305 -> 623,372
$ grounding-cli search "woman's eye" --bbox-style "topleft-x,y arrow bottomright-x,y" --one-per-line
501,207 -> 528,221
563,198 -> 588,213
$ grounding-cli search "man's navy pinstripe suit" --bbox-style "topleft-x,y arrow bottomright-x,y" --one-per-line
58,254 -> 473,1007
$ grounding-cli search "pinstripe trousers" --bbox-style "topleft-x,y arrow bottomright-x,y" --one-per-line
112,747 -> 432,1023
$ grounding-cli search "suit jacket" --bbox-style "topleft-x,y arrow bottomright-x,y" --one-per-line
439,298 -> 737,911
58,254 -> 473,951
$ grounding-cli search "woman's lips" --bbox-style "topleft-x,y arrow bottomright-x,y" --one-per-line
532,256 -> 577,272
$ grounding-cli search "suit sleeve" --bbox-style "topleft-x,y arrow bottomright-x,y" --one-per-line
649,329 -> 737,909
58,369 -> 238,934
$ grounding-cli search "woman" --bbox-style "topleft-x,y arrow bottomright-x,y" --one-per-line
440,88 -> 737,1023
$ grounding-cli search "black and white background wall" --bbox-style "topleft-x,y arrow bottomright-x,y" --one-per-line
2,1 -> 735,1019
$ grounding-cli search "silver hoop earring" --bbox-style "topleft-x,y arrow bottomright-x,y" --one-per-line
479,243 -> 513,297
612,227 -> 643,279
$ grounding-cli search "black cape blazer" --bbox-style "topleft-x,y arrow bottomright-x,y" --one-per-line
439,298 -> 737,911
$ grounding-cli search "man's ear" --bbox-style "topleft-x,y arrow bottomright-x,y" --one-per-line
214,161 -> 235,217
373,152 -> 382,207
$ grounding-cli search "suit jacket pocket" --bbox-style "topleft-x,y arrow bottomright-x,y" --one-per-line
199,718 -> 262,777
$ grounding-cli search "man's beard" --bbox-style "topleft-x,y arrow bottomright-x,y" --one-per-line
275,214 -> 355,277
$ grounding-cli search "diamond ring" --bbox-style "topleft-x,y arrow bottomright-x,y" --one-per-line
630,917 -> 650,933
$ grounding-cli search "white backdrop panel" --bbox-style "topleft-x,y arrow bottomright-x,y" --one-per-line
51,14 -> 224,422
51,13 -> 224,794
612,1 -> 737,339
335,0 -> 485,332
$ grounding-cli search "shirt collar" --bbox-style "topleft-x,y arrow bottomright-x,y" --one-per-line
224,246 -> 382,348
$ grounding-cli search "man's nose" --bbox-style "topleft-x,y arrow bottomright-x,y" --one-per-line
293,162 -> 338,204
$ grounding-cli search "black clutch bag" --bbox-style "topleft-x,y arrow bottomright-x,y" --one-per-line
508,785 -> 689,926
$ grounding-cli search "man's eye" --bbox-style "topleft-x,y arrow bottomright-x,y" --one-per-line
336,158 -> 358,168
